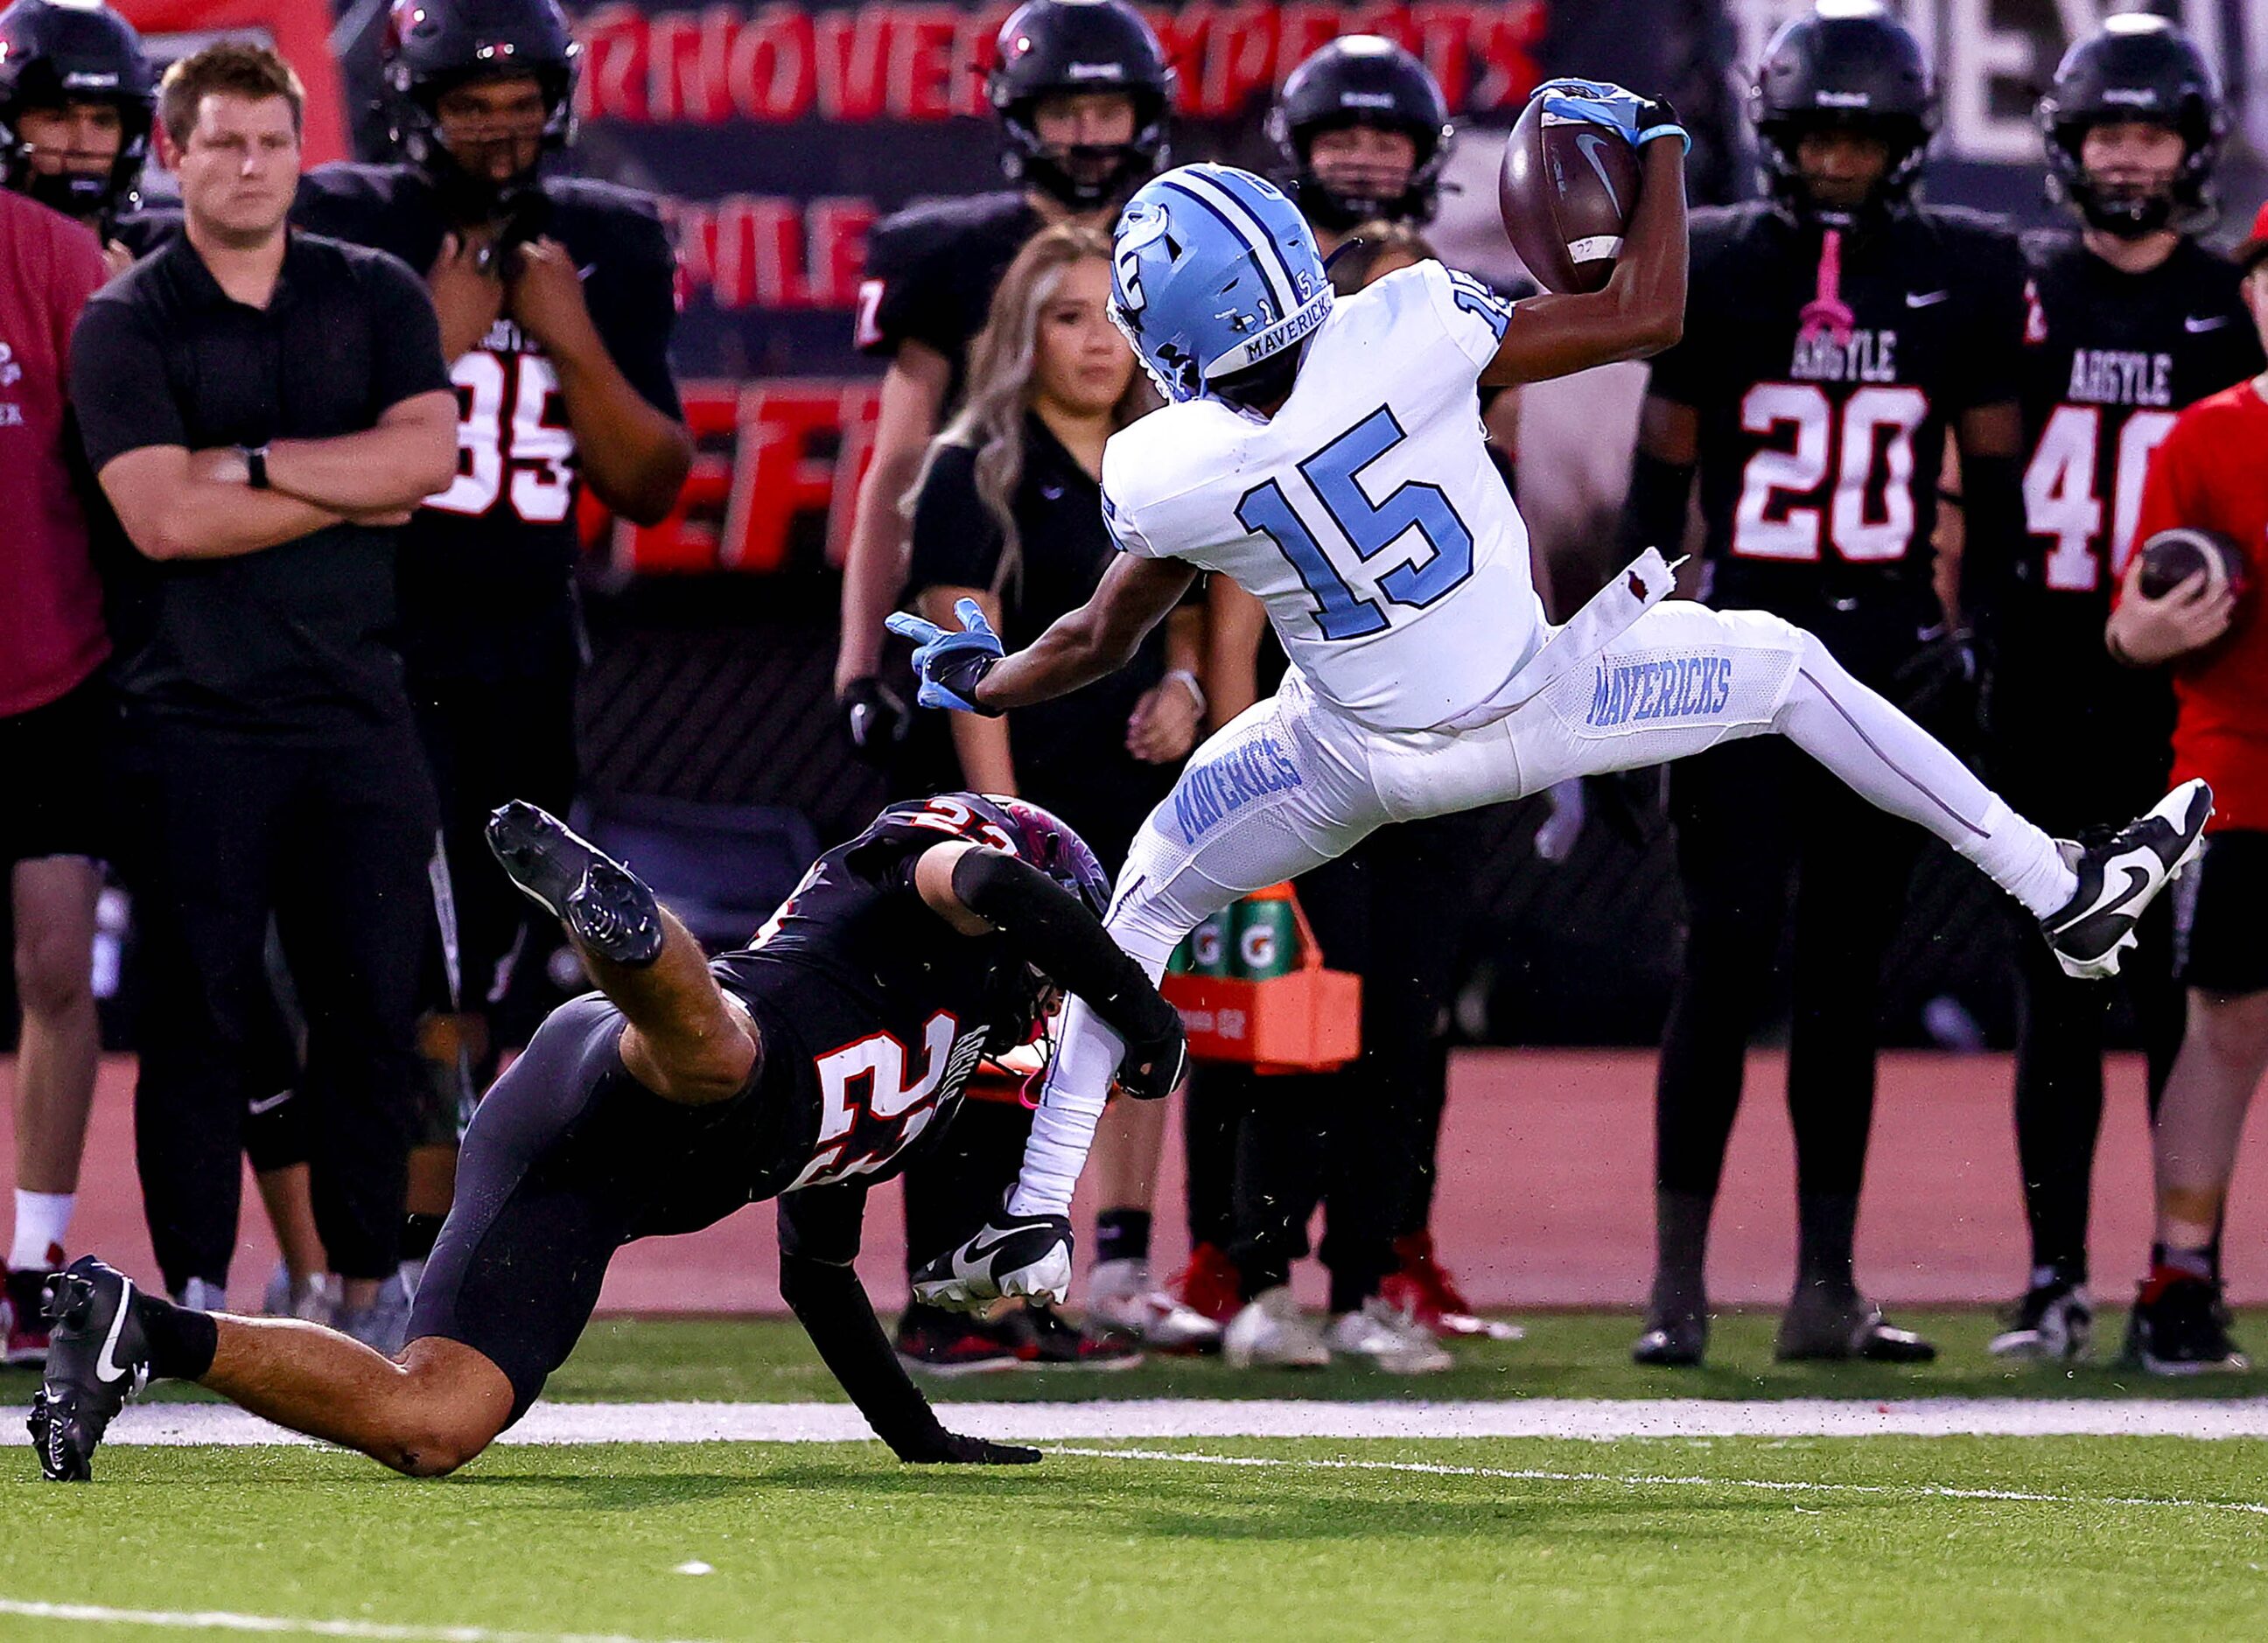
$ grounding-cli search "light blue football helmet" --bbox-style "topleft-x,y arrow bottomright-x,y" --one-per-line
1107,163 -> 1332,403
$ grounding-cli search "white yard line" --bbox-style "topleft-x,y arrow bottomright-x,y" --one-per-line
1050,1445 -> 2268,1518
97,1396 -> 2268,1447
0,1599 -> 711,1643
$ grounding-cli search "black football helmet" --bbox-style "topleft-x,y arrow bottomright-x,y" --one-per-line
1268,35 -> 1452,234
1752,1 -> 1936,229
382,0 -> 579,217
988,0 -> 1173,212
0,0 -> 153,223
956,794 -> 1114,1050
2039,15 -> 2222,239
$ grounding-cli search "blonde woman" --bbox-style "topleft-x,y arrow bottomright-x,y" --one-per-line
897,224 -> 1212,1368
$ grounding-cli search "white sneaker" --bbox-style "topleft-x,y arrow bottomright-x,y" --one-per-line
1326,1298 -> 1453,1374
1222,1285 -> 1330,1369
175,1277 -> 228,1313
260,1261 -> 339,1325
1088,1257 -> 1223,1353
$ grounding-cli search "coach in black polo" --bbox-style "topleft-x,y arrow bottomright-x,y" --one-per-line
70,41 -> 456,1325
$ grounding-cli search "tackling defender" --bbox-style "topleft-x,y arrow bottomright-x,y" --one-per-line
32,796 -> 1184,1480
889,81 -> 2214,1313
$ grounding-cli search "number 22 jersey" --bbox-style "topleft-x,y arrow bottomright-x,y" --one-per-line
1102,259 -> 1542,735
291,164 -> 683,681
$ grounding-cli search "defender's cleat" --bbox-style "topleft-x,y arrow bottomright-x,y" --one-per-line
2124,1270 -> 2249,1375
893,1304 -> 1025,1377
1222,1286 -> 1331,1370
1775,1294 -> 1936,1364
1987,1276 -> 2094,1362
485,801 -> 664,967
30,1256 -> 152,1482
2042,780 -> 2212,979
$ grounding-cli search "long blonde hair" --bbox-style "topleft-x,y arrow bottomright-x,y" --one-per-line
906,224 -> 1153,598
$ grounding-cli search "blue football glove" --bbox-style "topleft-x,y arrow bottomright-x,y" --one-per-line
884,598 -> 1007,716
1534,77 -> 1690,155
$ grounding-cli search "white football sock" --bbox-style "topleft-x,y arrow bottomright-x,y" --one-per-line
10,1191 -> 73,1270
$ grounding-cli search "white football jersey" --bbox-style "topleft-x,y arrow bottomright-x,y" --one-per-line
1102,260 -> 1547,733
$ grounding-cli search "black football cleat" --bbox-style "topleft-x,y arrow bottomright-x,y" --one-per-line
1774,1294 -> 1936,1364
2042,780 -> 2211,979
1987,1276 -> 2094,1362
1631,1310 -> 1707,1368
30,1256 -> 152,1482
486,801 -> 664,967
2124,1270 -> 2250,1376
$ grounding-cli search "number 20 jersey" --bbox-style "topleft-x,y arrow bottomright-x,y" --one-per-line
1987,229 -> 2263,827
290,164 -> 683,679
1102,259 -> 1544,735
1647,202 -> 2025,671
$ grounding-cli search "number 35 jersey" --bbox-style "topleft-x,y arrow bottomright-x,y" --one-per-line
292,164 -> 683,681
1986,229 -> 2263,827
1102,260 -> 1544,734
1647,202 -> 2025,668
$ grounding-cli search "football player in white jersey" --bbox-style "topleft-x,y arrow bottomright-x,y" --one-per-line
889,80 -> 2215,1311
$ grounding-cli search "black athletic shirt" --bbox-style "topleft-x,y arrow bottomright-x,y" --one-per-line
1648,201 -> 2026,679
713,797 -> 1045,1256
855,189 -> 1040,407
904,414 -> 1180,869
1984,230 -> 2264,828
291,164 -> 683,682
69,230 -> 448,736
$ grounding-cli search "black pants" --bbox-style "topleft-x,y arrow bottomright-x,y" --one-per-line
413,666 -> 579,1049
116,715 -> 437,1290
1654,736 -> 1923,1208
2011,894 -> 2180,1281
1218,816 -> 1473,1311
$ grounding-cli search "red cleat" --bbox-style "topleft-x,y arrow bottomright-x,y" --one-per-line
1382,1233 -> 1523,1342
3,1243 -> 66,1367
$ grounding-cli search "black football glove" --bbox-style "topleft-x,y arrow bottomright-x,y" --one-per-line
838,675 -> 910,763
898,1430 -> 1042,1465
1116,1013 -> 1189,1101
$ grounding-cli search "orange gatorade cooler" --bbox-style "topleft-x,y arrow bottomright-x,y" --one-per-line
1159,884 -> 1361,1073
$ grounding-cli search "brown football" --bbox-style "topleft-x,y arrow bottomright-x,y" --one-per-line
1497,93 -> 1642,294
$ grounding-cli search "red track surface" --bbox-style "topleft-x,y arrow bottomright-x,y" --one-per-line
16,1049 -> 2265,1311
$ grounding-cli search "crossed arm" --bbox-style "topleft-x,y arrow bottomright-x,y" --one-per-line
97,388 -> 458,562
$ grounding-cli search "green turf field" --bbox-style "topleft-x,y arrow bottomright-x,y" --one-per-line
5,1312 -> 2267,1642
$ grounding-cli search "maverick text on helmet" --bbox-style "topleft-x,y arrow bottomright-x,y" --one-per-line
0,0 -> 151,222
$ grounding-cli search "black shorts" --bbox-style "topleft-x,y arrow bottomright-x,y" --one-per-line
2173,829 -> 2268,995
0,675 -> 113,868
405,991 -> 808,1423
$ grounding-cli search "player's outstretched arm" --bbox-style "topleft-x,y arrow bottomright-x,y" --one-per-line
891,555 -> 1200,714
1480,134 -> 1688,388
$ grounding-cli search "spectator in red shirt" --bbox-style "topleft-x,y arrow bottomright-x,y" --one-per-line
0,182 -> 112,1365
2103,199 -> 2268,1374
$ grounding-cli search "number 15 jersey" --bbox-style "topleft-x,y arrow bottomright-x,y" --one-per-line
1102,260 -> 1544,734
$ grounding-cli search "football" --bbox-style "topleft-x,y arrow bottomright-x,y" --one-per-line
2136,526 -> 2250,603
1497,92 -> 1642,294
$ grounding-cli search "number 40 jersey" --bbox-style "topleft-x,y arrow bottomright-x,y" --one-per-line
292,164 -> 683,680
1102,259 -> 1544,735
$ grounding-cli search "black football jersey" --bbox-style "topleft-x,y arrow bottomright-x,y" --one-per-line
711,795 -> 1040,1209
291,164 -> 683,681
1985,230 -> 2264,825
854,189 -> 1040,407
1648,202 -> 2026,675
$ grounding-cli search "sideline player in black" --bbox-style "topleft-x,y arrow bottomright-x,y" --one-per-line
1978,16 -> 2262,1362
0,0 -> 153,267
284,0 -> 691,1297
833,0 -> 1173,750
1623,3 -> 2027,1367
829,0 -> 1173,1372
32,795 -> 1186,1481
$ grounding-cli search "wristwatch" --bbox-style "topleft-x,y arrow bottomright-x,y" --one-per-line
238,444 -> 270,490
